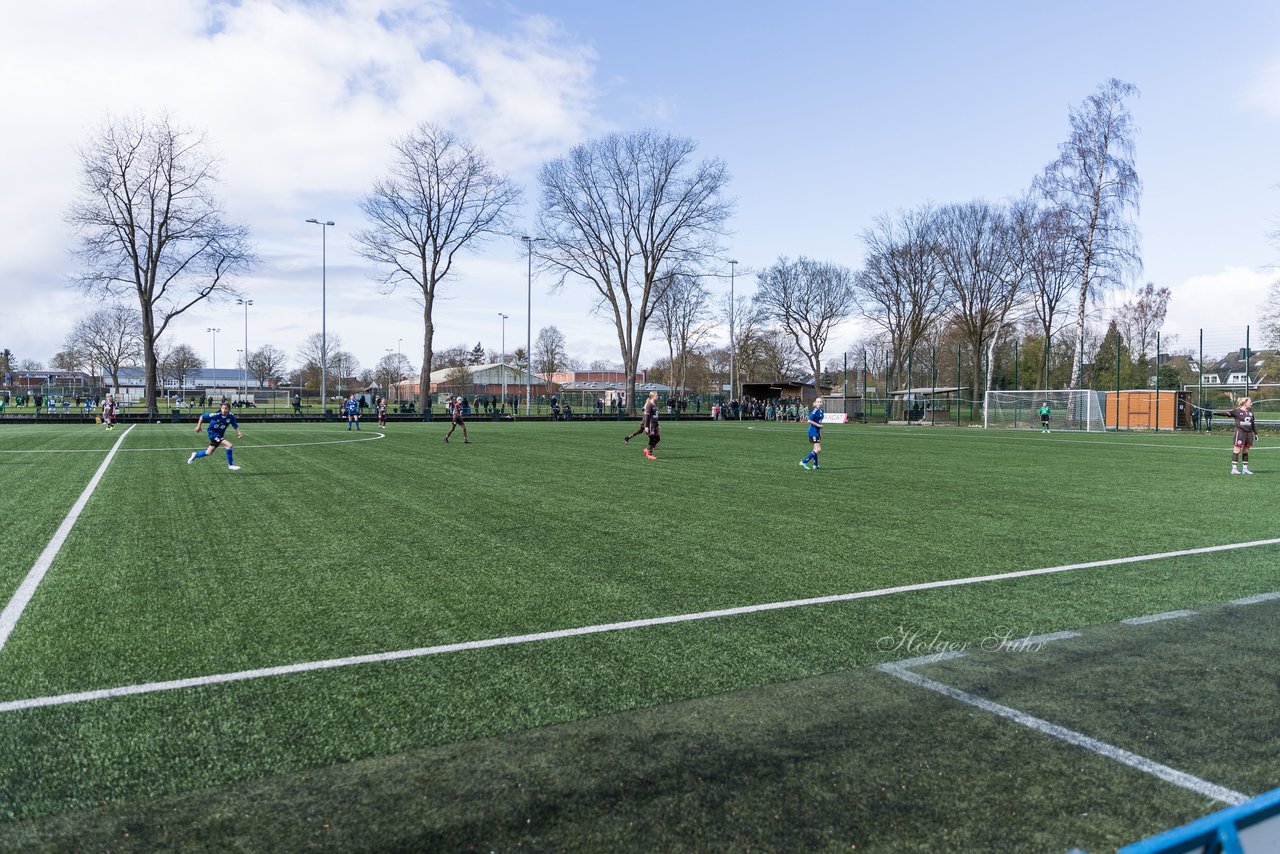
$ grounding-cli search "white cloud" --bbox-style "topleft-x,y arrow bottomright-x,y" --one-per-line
1163,266 -> 1276,348
0,0 -> 599,368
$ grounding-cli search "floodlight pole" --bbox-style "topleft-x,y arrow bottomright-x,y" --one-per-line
237,298 -> 253,399
728,259 -> 738,415
499,312 -> 509,412
306,218 -> 335,415
206,327 -> 220,400
521,235 -> 544,416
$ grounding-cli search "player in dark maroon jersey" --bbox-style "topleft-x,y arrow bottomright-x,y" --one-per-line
376,397 -> 388,428
443,396 -> 470,443
640,390 -> 660,460
101,394 -> 117,430
1215,395 -> 1259,475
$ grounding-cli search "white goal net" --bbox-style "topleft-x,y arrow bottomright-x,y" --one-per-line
984,389 -> 1107,432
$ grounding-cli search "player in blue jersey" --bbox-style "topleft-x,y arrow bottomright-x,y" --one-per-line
342,394 -> 361,430
800,397 -> 825,470
188,402 -> 244,470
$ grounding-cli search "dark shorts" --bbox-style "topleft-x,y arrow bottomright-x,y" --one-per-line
809,433 -> 821,444
207,432 -> 227,447
452,415 -> 464,425
1040,415 -> 1050,423
1234,431 -> 1254,447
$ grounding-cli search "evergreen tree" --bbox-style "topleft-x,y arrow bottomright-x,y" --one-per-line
1089,321 -> 1138,390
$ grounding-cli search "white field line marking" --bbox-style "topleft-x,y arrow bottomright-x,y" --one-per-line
0,425 -> 136,656
875,662 -> 1249,806
1121,610 -> 1198,625
889,650 -> 969,669
738,423 -> 1271,453
1230,591 -> 1280,606
3,538 -> 1280,715
0,433 -> 385,454
1022,630 -> 1082,645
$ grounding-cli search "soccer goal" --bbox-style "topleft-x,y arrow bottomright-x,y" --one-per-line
984,389 -> 1107,432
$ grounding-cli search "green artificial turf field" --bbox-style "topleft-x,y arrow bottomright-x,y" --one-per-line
0,419 -> 1276,851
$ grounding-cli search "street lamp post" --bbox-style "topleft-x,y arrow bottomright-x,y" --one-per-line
498,312 -> 508,413
236,298 -> 253,401
521,236 -> 544,416
728,259 -> 738,416
206,328 -> 220,402
306,219 -> 335,415
397,339 -> 402,404
385,348 -> 394,404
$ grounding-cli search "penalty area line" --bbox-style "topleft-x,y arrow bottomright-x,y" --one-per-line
0,425 -> 136,657
2,537 -> 1280,714
875,662 -> 1249,806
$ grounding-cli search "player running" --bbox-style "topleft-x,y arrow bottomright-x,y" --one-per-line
101,394 -> 117,430
1038,400 -> 1051,433
188,402 -> 244,471
342,394 -> 361,430
376,397 -> 388,428
800,396 -> 825,470
443,396 -> 470,443
1216,395 -> 1258,475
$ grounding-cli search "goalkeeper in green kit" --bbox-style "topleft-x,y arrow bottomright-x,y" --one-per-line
1038,401 -> 1051,433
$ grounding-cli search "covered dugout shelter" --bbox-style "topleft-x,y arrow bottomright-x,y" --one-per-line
888,386 -> 968,424
740,381 -> 831,405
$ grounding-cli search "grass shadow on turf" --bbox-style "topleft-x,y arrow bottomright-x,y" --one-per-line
6,600 -> 1276,852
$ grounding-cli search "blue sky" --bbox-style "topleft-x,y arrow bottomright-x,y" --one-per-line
2,0 -> 1277,376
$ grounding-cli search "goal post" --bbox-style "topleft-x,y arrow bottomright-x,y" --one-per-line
984,389 -> 1107,432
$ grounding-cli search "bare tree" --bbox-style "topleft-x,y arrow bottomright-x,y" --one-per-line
1035,79 -> 1142,388
52,350 -> 82,372
1261,279 -> 1280,347
443,365 -> 474,391
719,288 -> 760,397
1023,206 -> 1081,387
434,344 -> 472,369
1114,281 -> 1171,374
753,257 -> 857,389
534,326 -> 568,378
653,272 -> 714,395
756,326 -> 807,381
934,200 -> 1026,400
160,343 -> 204,393
64,304 -> 143,392
375,351 -> 413,400
246,344 -> 289,388
536,129 -> 732,414
296,333 -> 343,396
355,123 -> 521,413
66,113 -> 255,415
331,352 -> 360,396
856,205 -> 951,381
